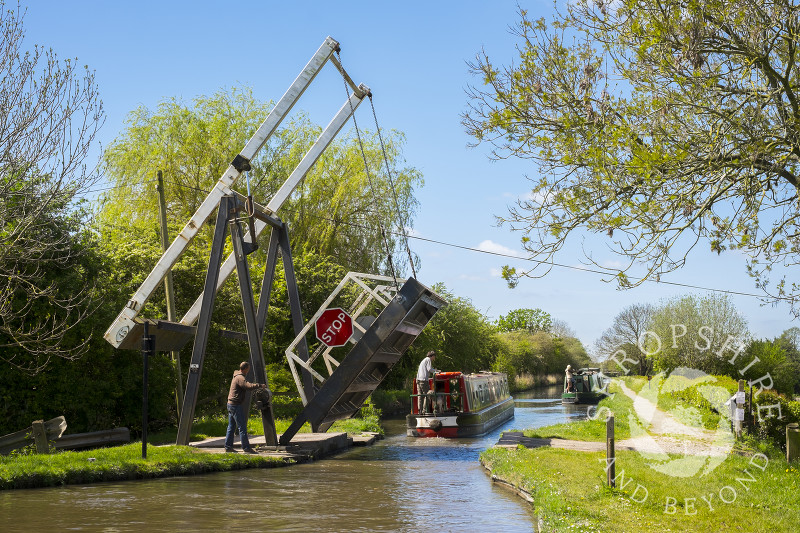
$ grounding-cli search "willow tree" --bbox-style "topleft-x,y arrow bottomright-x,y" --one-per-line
464,1 -> 800,313
100,87 -> 422,275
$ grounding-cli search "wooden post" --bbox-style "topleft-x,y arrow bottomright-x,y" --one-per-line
788,423 -> 800,463
142,322 -> 155,459
607,415 -> 615,488
30,420 -> 49,454
156,171 -> 183,417
735,380 -> 745,439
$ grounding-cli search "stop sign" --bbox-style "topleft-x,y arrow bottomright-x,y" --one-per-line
315,308 -> 353,347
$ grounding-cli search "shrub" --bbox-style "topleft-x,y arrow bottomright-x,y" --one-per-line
752,389 -> 800,450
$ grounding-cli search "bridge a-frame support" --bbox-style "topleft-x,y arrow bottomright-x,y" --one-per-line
102,36 -> 370,446
175,195 -> 314,446
102,36 -> 444,448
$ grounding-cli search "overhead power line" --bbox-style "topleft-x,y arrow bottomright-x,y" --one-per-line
402,233 -> 795,303
96,176 -> 794,303
83,179 -> 160,194
3,179 -> 159,197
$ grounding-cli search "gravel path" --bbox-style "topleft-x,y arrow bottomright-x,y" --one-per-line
616,380 -> 733,457
499,380 -> 734,460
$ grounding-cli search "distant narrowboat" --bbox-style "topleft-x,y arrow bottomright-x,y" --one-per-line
407,371 -> 514,437
562,367 -> 608,404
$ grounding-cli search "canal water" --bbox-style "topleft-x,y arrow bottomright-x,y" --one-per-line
0,386 -> 587,532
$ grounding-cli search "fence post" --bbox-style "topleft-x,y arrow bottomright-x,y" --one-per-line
31,420 -> 49,454
788,423 -> 800,463
607,415 -> 615,488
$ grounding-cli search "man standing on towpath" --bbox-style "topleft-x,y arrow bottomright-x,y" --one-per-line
225,361 -> 266,453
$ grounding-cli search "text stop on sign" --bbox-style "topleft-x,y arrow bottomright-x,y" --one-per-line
315,308 -> 353,347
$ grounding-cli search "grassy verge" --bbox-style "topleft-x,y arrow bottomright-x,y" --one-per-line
512,373 -> 561,392
625,376 -> 647,393
519,380 -> 633,441
149,398 -> 384,444
371,388 -> 411,416
645,373 -> 738,431
481,446 -> 799,532
0,443 -> 287,490
1,399 -> 384,491
483,375 -> 800,532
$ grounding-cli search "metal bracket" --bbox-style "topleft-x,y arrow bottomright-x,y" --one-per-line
231,154 -> 252,172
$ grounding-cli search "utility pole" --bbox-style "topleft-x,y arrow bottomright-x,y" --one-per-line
142,321 -> 154,459
157,171 -> 183,416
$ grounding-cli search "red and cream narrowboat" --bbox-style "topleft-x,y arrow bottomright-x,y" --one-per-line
407,371 -> 514,437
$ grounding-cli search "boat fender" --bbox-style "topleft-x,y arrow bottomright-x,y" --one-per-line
429,419 -> 443,432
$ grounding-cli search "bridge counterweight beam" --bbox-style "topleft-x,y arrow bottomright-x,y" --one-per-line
104,36 -> 341,350
176,197 -> 232,445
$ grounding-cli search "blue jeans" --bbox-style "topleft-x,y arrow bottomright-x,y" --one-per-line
225,403 -> 250,450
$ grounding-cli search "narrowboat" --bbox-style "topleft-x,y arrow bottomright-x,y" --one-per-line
407,371 -> 514,437
562,367 -> 608,404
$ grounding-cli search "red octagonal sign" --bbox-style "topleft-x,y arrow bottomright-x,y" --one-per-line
315,308 -> 353,347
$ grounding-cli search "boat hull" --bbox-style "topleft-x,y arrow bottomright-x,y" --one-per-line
561,392 -> 602,404
406,396 -> 515,438
562,368 -> 608,405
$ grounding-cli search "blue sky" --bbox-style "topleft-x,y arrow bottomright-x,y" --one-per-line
23,1 -> 797,352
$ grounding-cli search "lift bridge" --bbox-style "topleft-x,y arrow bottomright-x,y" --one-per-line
103,37 -> 445,447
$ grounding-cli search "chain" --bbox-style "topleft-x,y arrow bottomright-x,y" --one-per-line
368,96 -> 418,279
336,50 -> 400,290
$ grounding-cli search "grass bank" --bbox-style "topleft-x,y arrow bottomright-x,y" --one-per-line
481,446 -> 799,532
0,443 -> 286,490
2,400 -> 383,490
519,380 -> 634,441
149,398 -> 383,444
481,376 -> 800,532
512,373 -> 561,392
371,389 -> 411,417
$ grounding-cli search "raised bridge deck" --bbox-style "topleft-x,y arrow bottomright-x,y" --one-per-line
280,277 -> 445,445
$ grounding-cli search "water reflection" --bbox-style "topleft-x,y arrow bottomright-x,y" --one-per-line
0,386 -> 587,532
514,384 -> 563,400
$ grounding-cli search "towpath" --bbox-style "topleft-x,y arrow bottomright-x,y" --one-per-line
498,380 -> 733,458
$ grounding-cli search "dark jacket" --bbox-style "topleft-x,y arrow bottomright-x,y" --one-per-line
227,370 -> 261,405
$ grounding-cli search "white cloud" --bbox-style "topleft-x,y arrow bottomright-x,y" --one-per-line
476,240 -> 524,258
489,267 -> 503,278
601,259 -> 624,269
519,189 -> 554,205
403,226 -> 421,237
